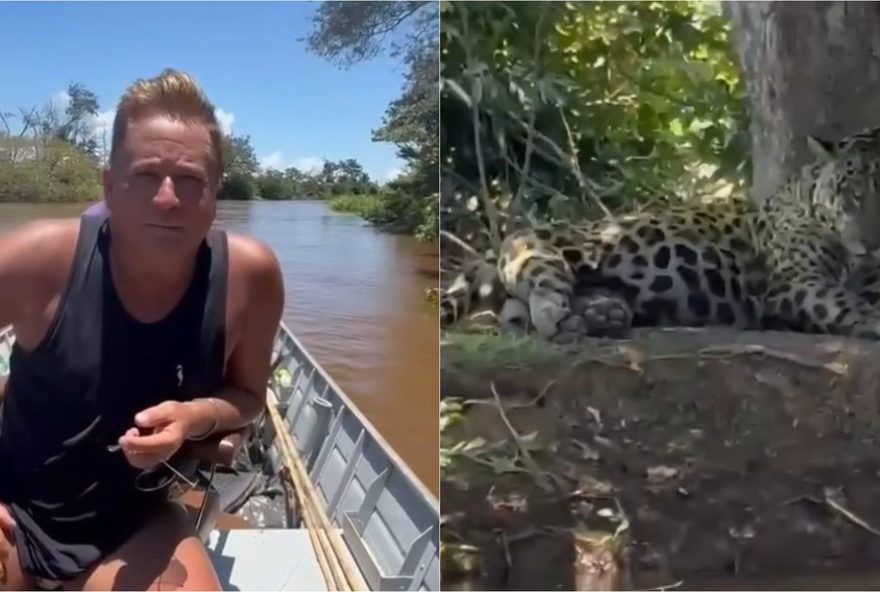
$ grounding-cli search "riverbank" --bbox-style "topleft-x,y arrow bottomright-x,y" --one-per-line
328,191 -> 437,239
0,143 -> 102,203
441,329 -> 880,590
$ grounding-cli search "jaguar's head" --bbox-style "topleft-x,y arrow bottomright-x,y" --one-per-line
808,128 -> 880,257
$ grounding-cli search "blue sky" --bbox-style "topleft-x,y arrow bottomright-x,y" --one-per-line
0,1 -> 410,182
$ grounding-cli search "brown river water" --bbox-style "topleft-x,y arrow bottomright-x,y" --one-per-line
0,200 -> 439,496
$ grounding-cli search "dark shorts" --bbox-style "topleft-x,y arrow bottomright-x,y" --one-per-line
8,496 -> 164,584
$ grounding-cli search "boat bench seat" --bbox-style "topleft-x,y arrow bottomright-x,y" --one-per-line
182,427 -> 248,468
177,425 -> 253,541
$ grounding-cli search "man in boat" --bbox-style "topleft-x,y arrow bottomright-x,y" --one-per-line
0,69 -> 284,590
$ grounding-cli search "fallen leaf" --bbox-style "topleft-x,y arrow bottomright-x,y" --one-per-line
646,465 -> 679,482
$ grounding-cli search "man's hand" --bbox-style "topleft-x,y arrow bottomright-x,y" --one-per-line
118,401 -> 194,470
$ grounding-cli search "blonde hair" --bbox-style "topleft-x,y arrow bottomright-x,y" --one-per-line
110,68 -> 224,180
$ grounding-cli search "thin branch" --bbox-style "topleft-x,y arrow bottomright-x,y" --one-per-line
18,107 -> 36,138
511,10 -> 547,218
471,92 -> 501,250
559,106 -> 612,217
365,6 -> 422,38
461,10 -> 502,254
502,111 -> 617,215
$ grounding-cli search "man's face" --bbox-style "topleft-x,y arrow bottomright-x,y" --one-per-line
103,116 -> 218,256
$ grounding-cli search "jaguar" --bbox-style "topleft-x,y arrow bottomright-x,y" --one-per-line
440,127 -> 880,343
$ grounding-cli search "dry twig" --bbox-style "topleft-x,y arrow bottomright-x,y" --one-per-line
823,486 -> 880,537
490,380 -> 556,492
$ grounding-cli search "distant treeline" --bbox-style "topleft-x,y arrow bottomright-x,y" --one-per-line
0,94 -> 386,204
217,133 -> 381,200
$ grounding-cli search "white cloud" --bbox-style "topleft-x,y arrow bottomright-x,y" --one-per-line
259,150 -> 285,171
51,90 -> 71,110
214,108 -> 235,135
384,168 -> 403,182
88,109 -> 115,139
293,156 -> 325,174
258,153 -> 326,175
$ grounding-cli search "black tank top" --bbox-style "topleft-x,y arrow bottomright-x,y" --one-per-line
0,211 -> 227,541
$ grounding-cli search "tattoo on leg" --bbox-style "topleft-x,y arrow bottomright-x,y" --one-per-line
155,558 -> 188,591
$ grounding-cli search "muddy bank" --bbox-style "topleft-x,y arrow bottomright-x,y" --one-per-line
440,329 -> 880,590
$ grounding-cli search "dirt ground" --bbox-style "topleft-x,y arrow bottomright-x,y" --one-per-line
440,329 -> 880,590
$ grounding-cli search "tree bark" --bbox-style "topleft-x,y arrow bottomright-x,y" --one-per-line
726,1 -> 880,202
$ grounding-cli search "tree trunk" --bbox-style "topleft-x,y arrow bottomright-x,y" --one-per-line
725,1 -> 880,202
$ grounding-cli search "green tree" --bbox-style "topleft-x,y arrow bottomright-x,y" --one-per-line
0,81 -> 105,203
299,170 -> 324,198
218,172 -> 254,200
307,158 -> 378,196
441,1 -> 748,250
373,41 -> 438,191
219,133 -> 259,200
283,166 -> 305,190
339,158 -> 368,183
256,169 -> 289,200
334,158 -> 374,194
304,0 -> 439,239
222,133 -> 259,179
304,2 -> 433,66
19,82 -> 103,161
320,160 -> 340,186
56,83 -> 101,160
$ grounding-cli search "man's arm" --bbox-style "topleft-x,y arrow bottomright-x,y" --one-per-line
182,238 -> 285,438
0,219 -> 72,331
0,219 -> 74,535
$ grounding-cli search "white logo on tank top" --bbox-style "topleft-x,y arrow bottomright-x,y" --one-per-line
176,364 -> 184,387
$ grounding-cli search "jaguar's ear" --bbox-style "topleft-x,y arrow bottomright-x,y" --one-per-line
807,135 -> 837,162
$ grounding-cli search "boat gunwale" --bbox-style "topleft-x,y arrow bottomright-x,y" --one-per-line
276,320 -> 439,512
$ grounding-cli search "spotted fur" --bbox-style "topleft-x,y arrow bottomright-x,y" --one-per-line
441,127 -> 880,341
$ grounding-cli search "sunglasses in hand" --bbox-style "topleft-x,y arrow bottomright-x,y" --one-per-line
106,439 -> 198,493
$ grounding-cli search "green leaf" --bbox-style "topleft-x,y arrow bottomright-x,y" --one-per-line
440,0 -> 749,219
489,455 -> 524,474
